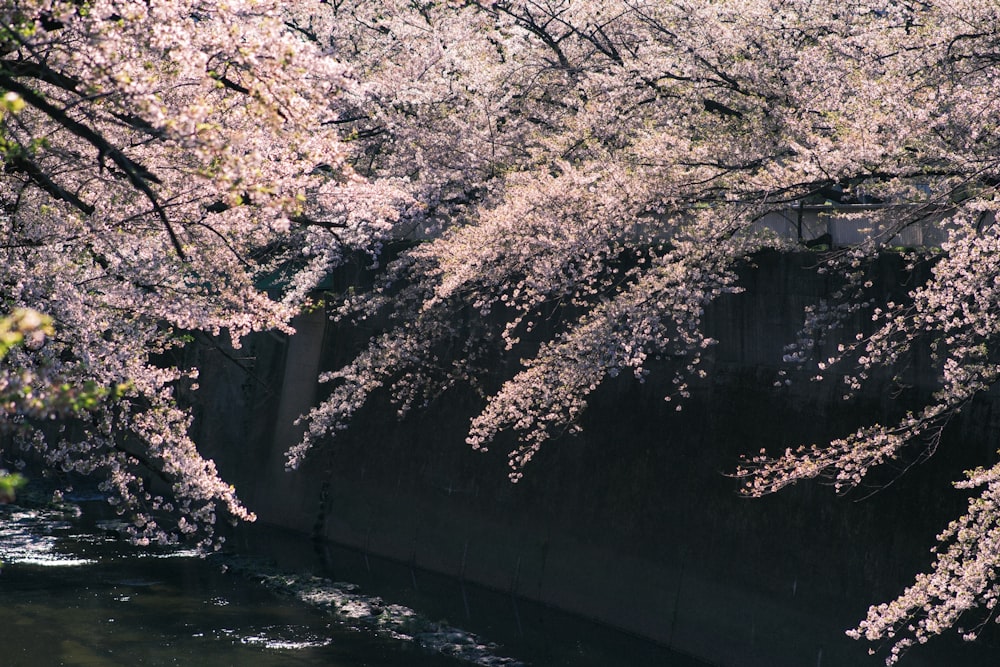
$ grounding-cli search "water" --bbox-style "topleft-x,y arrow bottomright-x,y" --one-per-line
0,493 -> 709,667
0,505 -> 460,667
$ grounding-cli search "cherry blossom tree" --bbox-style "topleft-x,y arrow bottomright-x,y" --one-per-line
8,0 -> 1000,660
283,0 -> 1000,662
0,0 -> 410,549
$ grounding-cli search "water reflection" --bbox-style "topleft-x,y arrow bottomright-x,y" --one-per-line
0,494 -> 708,667
233,524 -> 712,667
0,507 -> 97,568
0,500 -> 479,667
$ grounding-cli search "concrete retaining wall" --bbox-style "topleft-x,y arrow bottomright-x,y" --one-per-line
192,251 -> 1000,666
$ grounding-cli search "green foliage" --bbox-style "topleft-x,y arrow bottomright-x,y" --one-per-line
0,308 -> 53,359
0,471 -> 27,503
0,91 -> 25,114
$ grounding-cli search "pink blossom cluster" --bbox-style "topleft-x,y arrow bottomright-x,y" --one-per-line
0,1 -> 407,549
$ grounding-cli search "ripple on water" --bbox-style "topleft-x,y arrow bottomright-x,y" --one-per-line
1,504 -> 527,666
222,560 -> 527,667
215,625 -> 334,650
0,508 -> 97,567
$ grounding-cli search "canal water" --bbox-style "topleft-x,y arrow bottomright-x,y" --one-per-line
0,486 -> 708,667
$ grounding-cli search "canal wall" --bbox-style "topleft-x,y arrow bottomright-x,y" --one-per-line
191,251 -> 1000,666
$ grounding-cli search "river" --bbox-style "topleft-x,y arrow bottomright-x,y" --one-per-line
0,485 -> 708,667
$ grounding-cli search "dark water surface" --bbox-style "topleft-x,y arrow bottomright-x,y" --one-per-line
0,504 -> 458,666
0,494 -> 708,667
